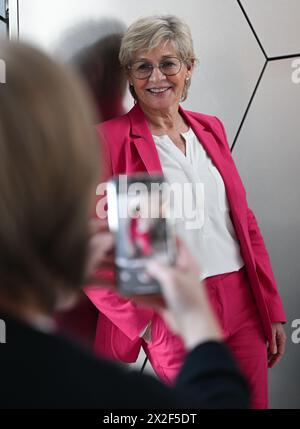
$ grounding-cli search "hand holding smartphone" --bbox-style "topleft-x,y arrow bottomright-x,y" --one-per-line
106,174 -> 176,296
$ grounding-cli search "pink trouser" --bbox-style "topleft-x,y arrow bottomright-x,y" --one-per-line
143,266 -> 268,409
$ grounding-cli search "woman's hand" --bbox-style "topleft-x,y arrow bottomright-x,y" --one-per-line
268,322 -> 286,368
144,237 -> 223,350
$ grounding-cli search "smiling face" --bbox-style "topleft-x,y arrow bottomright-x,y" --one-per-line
128,42 -> 193,112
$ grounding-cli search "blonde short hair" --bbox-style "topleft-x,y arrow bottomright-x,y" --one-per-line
119,15 -> 196,101
0,41 -> 99,312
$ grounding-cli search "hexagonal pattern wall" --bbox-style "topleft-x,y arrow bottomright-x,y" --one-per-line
240,0 -> 300,57
233,58 -> 300,408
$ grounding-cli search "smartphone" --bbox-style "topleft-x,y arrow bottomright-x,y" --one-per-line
106,173 -> 176,295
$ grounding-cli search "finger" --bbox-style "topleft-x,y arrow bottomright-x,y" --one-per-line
270,342 -> 277,355
145,259 -> 175,287
89,232 -> 115,257
158,308 -> 180,335
86,237 -> 115,278
268,353 -> 282,369
268,352 -> 277,368
89,218 -> 109,234
175,236 -> 199,275
174,236 -> 189,269
270,330 -> 277,355
267,345 -> 272,358
277,333 -> 286,356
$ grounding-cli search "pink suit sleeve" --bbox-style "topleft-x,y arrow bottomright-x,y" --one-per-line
84,280 -> 154,341
85,126 -> 154,341
214,116 -> 286,324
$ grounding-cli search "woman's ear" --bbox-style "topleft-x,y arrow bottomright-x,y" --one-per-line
188,58 -> 195,71
186,67 -> 193,80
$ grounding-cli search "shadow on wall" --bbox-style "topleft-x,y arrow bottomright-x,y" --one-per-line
54,18 -> 127,123
54,18 -> 128,349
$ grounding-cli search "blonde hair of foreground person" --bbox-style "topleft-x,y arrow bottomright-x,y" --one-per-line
0,40 -> 99,316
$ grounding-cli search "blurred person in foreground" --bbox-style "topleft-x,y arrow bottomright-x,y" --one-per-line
88,15 -> 286,409
55,18 -> 127,122
54,19 -> 127,346
0,40 -> 249,408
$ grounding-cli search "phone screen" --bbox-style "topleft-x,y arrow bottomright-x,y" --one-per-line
107,175 -> 176,295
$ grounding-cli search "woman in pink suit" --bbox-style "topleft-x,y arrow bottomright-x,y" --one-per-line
85,15 -> 286,408
129,217 -> 153,257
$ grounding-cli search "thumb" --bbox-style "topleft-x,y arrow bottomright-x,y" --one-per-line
146,259 -> 174,287
271,331 -> 278,354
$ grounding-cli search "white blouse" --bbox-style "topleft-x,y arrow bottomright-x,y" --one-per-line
153,127 -> 244,281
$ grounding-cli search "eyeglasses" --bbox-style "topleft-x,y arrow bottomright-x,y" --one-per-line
128,57 -> 183,80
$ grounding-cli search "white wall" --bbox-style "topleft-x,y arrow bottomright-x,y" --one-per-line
17,0 -> 265,144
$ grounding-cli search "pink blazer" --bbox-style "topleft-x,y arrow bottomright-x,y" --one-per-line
85,103 -> 286,362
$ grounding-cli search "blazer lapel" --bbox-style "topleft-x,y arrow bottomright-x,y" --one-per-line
179,106 -> 237,209
128,104 -> 163,174
128,104 -> 239,217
